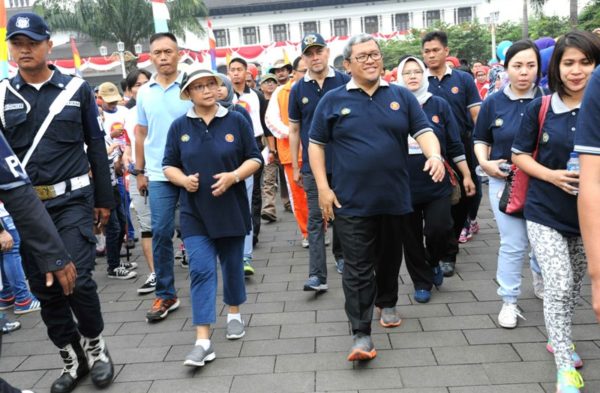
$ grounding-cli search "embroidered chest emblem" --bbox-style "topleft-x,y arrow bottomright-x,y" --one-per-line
495,118 -> 503,127
451,86 -> 459,94
431,115 -> 440,124
225,133 -> 235,142
302,97 -> 309,105
181,134 -> 190,142
341,108 -> 351,115
389,101 -> 400,111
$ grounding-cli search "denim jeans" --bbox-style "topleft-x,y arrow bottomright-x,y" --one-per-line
105,187 -> 126,272
243,176 -> 254,258
303,172 -> 327,283
0,216 -> 32,303
117,176 -> 135,239
149,181 -> 179,300
184,235 -> 246,325
488,177 -> 541,304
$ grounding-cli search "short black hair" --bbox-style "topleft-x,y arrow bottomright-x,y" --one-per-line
504,39 -> 542,88
149,32 -> 177,45
292,56 -> 302,70
125,69 -> 152,91
548,30 -> 600,98
422,31 -> 448,48
229,57 -> 247,69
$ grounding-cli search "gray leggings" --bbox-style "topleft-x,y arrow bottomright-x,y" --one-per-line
526,221 -> 587,370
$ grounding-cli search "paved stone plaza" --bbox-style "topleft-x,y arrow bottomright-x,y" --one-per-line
1,188 -> 600,392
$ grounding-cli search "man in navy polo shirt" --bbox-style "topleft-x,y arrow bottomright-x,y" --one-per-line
289,32 -> 349,292
422,31 -> 482,277
575,66 -> 600,322
309,33 -> 445,361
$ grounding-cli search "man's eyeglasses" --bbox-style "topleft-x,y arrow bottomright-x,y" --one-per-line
351,52 -> 382,63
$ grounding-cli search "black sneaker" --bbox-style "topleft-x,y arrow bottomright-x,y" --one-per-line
121,261 -> 138,270
107,266 -> 137,280
137,273 -> 156,294
439,261 -> 455,277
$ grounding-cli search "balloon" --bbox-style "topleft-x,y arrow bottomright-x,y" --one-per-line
496,41 -> 512,62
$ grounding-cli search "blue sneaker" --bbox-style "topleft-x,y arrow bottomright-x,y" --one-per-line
303,276 -> 328,292
0,296 -> 15,310
432,266 -> 444,287
335,259 -> 344,274
556,368 -> 584,393
546,342 -> 583,369
414,289 -> 431,303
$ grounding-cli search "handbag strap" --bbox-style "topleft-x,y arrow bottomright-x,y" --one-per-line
443,159 -> 458,186
533,95 -> 551,160
21,77 -> 85,168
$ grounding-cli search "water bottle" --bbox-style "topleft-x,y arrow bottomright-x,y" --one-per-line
475,162 -> 511,177
566,152 -> 580,195
475,165 -> 487,177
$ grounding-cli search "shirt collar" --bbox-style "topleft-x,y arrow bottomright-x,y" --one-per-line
425,65 -> 452,79
186,104 -> 228,119
149,71 -> 185,87
304,66 -> 336,82
503,84 -> 537,100
551,92 -> 580,114
12,65 -> 67,90
346,78 -> 389,91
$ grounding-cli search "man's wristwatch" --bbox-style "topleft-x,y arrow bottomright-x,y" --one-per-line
132,168 -> 145,176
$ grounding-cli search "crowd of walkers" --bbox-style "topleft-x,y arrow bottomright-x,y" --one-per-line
1,10 -> 600,393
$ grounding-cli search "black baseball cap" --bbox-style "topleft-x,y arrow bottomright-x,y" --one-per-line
6,13 -> 51,41
301,33 -> 326,54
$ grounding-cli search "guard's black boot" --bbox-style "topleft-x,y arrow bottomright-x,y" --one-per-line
51,341 -> 89,393
83,335 -> 114,388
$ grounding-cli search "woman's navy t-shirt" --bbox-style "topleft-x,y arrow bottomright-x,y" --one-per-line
408,95 -> 465,205
162,105 -> 262,239
512,93 -> 580,236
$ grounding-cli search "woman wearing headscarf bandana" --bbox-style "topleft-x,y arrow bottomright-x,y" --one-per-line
379,56 -> 475,304
215,73 -> 257,278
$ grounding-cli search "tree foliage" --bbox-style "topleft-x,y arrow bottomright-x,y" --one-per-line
381,15 -> 573,70
579,0 -> 600,31
32,0 -> 207,53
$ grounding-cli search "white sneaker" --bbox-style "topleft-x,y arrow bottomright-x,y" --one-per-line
498,302 -> 525,329
301,237 -> 309,248
532,271 -> 544,300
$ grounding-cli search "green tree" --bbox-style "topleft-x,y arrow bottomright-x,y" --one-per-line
523,0 -> 549,38
32,0 -> 207,56
579,0 -> 600,31
528,15 -> 571,39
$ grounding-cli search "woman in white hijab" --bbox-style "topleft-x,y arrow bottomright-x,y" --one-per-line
387,56 -> 474,303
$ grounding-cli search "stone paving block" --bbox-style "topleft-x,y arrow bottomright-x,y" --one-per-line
360,389 -> 446,393
449,384 -> 545,392
1,370 -> 48,389
245,281 -> 289,294
316,369 -> 402,391
71,381 -> 152,393
15,353 -> 61,371
139,330 -> 195,347
464,327 -> 547,345
512,342 -> 600,363
370,318 -> 422,335
420,315 -> 495,331
275,352 -> 353,372
317,334 -> 391,353
116,361 -> 195,382
110,346 -> 171,364
316,309 -> 352,323
285,297 -> 349,312
433,344 -> 521,365
389,330 -> 468,349
149,376 -> 233,393
361,348 -> 437,368
100,300 -> 143,312
218,301 -> 284,315
2,326 -> 48,343
483,361 -> 555,384
0,356 -> 25,372
448,300 -> 502,316
396,304 -> 453,318
280,322 -> 350,338
420,291 -> 477,304
572,324 -> 600,340
399,364 -> 490,387
261,272 -> 310,283
184,355 -> 276,377
240,337 -> 314,356
101,309 -> 150,323
230,372 -> 315,392
115,317 -> 186,335
212,325 -> 281,342
249,311 -> 315,326
456,271 -> 498,280
1,339 -> 57,356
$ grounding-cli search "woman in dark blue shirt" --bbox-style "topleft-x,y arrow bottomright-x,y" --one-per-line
162,69 -> 262,368
393,56 -> 475,303
473,40 -> 545,329
512,31 -> 600,393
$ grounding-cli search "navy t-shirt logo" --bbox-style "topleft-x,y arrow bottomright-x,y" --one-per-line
302,97 -> 309,105
181,134 -> 190,142
389,101 -> 400,111
225,133 -> 235,142
451,86 -> 460,94
341,108 -> 351,116
495,118 -> 503,127
431,115 -> 440,124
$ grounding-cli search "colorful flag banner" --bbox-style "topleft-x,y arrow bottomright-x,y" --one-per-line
151,0 -> 170,33
207,19 -> 217,71
0,1 -> 8,79
70,36 -> 82,77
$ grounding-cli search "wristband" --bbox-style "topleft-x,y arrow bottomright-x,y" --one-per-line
233,170 -> 240,183
430,154 -> 444,162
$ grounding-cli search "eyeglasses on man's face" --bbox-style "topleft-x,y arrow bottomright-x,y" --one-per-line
351,51 -> 382,63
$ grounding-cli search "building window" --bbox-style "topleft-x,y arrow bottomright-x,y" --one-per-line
394,13 -> 410,31
363,16 -> 379,34
214,29 -> 229,47
10,0 -> 30,6
333,19 -> 348,37
425,10 -> 441,28
302,21 -> 319,35
272,24 -> 288,42
242,26 -> 259,45
457,7 -> 472,24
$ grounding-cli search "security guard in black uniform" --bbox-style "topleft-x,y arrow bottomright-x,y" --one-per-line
0,132 -> 76,393
1,13 -> 115,393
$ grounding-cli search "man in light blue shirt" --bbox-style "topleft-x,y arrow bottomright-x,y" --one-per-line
135,32 -> 192,322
